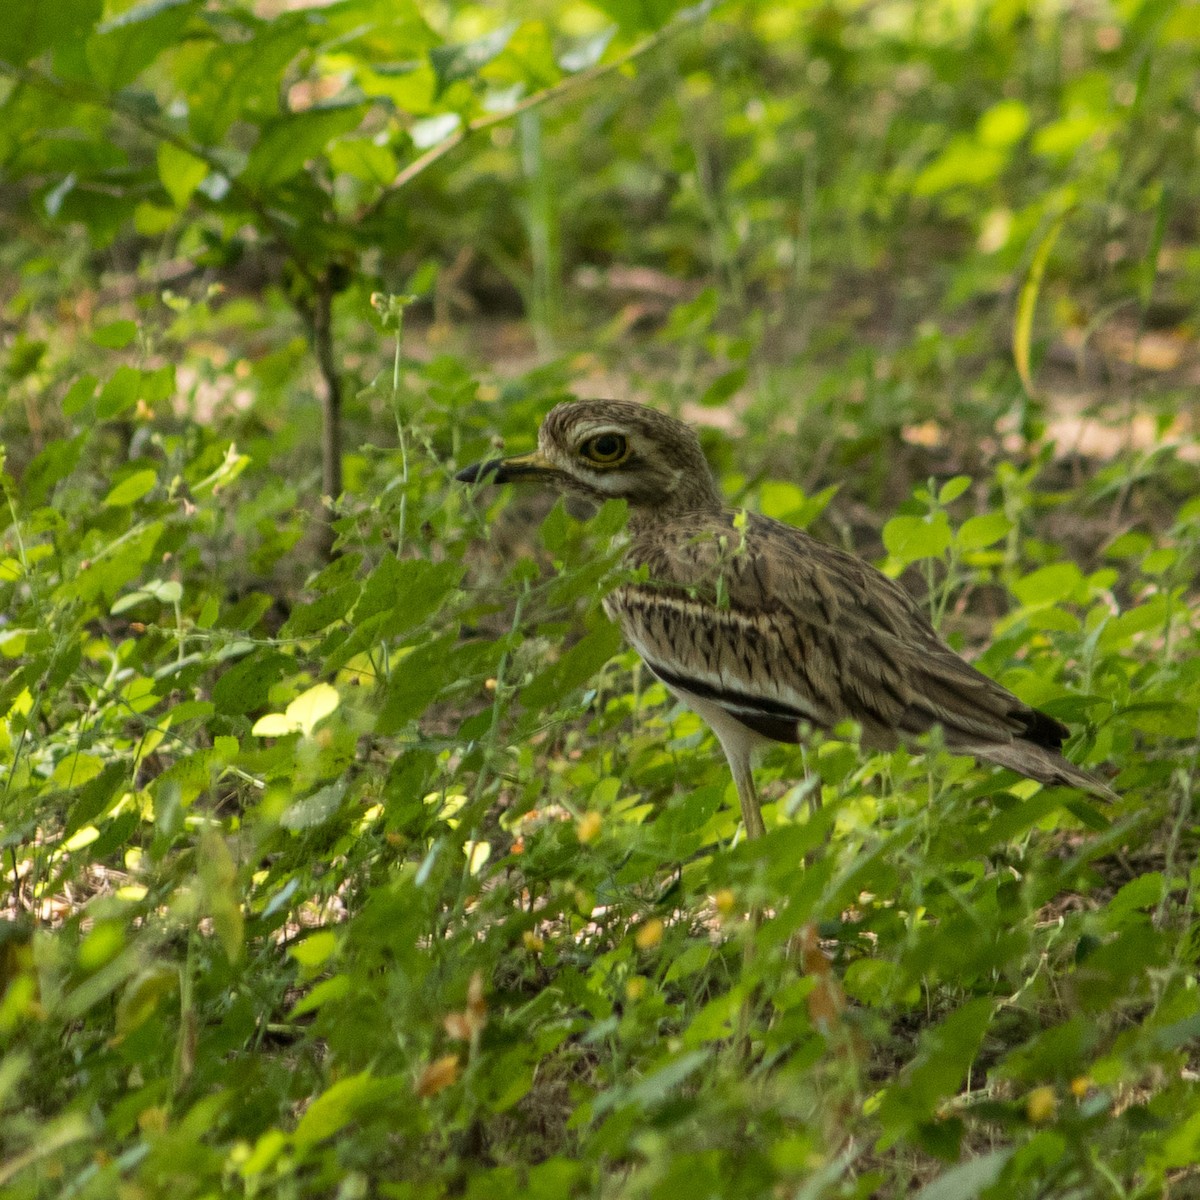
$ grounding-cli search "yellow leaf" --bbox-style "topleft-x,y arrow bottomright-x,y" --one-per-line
416,1054 -> 459,1098
635,918 -> 664,950
51,752 -> 106,788
463,840 -> 491,875
577,811 -> 602,843
1027,1086 -> 1057,1124
251,713 -> 298,738
285,683 -> 340,738
1013,207 -> 1071,396
62,826 -> 100,854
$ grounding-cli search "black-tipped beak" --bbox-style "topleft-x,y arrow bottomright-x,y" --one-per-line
455,450 -> 556,486
455,458 -> 504,484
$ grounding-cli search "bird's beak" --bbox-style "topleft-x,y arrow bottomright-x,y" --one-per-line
455,449 -> 557,485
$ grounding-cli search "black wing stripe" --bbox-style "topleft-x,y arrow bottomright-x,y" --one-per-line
645,661 -> 807,743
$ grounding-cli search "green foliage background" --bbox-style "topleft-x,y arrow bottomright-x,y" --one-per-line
0,0 -> 1198,1195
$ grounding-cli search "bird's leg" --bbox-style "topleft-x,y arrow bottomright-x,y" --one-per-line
723,747 -> 846,1049
788,749 -> 846,1037
722,746 -> 764,1058
728,751 -> 766,841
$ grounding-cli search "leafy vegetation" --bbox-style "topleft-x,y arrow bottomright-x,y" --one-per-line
1,0 -> 1198,1195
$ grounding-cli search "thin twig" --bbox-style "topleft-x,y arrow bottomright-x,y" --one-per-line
307,276 -> 344,555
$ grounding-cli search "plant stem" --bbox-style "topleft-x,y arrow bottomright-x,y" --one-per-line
309,275 -> 344,558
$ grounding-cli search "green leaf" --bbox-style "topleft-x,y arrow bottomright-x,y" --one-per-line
758,482 -> 839,530
145,579 -> 182,603
463,839 -> 491,875
521,622 -> 623,709
148,740 -> 233,809
53,752 -> 106,788
6,339 -> 45,383
698,366 -> 747,408
212,650 -> 294,716
65,762 -> 128,837
110,590 -> 150,615
89,364 -> 173,420
662,286 -> 718,340
65,520 -> 164,605
595,1049 -> 709,1114
104,468 -> 157,507
183,22 -> 312,143
281,582 -> 361,637
96,367 -> 141,419
22,432 -> 85,505
1106,872 -> 1165,923
157,141 -> 208,207
1152,1013 -> 1200,1053
113,577 -> 181,613
1010,563 -> 1084,608
843,958 -> 901,1006
429,23 -> 517,98
1140,184 -> 1169,310
977,99 -> 1030,148
558,27 -> 616,71
85,0 -> 198,92
288,974 -> 351,1019
410,112 -> 460,149
375,634 -> 491,734
61,374 -> 99,417
956,512 -> 1011,551
589,0 -> 686,35
92,319 -> 138,349
197,828 -> 243,960
356,557 -> 463,630
290,930 -> 337,972
914,138 -> 1006,196
539,501 -> 571,558
281,782 -> 347,831
882,512 -> 952,565
293,1072 -> 391,1147
287,684 -> 340,738
878,998 -> 993,1136
663,941 -> 712,984
914,1149 -> 1014,1200
249,713 -> 297,738
937,476 -> 971,504
0,0 -> 101,64
241,104 -> 368,190
327,137 -> 397,186
115,965 -> 177,1036
1098,594 -> 1170,650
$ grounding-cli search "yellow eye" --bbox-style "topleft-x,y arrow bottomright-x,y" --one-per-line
580,433 -> 628,465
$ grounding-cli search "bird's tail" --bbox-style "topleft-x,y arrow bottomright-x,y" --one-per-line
960,740 -> 1119,803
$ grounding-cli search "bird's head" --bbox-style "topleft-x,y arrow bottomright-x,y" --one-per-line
456,399 -> 723,517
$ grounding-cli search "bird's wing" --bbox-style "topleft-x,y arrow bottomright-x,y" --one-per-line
608,511 -> 1068,753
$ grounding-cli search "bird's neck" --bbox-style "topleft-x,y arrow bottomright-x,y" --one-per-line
627,469 -> 724,532
628,496 -> 724,534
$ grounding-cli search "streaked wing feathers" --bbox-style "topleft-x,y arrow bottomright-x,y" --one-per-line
608,510 -> 1070,756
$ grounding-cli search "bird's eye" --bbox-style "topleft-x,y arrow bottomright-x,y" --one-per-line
580,433 -> 628,465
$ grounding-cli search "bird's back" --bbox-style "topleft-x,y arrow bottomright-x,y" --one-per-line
606,508 -> 1115,800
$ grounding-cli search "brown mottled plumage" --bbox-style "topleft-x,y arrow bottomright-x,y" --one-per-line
457,399 -> 1117,837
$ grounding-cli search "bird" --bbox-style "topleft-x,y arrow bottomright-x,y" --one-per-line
456,399 -> 1118,839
